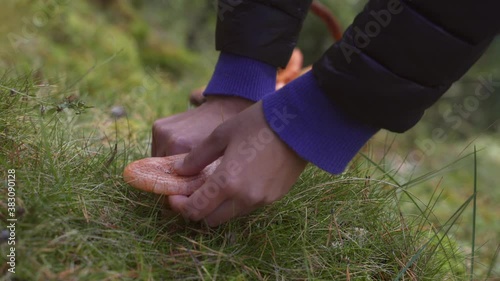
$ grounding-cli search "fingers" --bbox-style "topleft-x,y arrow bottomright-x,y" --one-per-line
164,102 -> 306,228
151,128 -> 158,156
152,126 -> 193,157
151,118 -> 163,156
166,136 -> 193,155
204,199 -> 250,227
169,186 -> 258,227
151,135 -> 192,157
151,96 -> 250,158
170,148 -> 240,222
169,173 -> 231,222
168,195 -> 189,213
174,127 -> 229,176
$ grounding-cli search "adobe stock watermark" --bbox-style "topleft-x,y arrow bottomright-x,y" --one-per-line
7,0 -> 69,53
340,0 -> 404,63
183,105 -> 297,219
397,74 -> 499,167
130,66 -> 162,96
214,0 -> 243,21
5,169 -> 17,274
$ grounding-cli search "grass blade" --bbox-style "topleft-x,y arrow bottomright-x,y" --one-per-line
470,146 -> 478,280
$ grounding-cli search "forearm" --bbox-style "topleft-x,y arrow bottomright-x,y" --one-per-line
263,72 -> 379,174
205,0 -> 313,101
263,0 -> 500,174
313,0 -> 500,132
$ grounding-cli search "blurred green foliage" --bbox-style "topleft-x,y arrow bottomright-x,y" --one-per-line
0,0 -> 498,278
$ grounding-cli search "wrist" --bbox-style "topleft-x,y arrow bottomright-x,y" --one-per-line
262,72 -> 379,174
203,95 -> 254,115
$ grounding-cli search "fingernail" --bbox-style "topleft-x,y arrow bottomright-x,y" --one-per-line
173,160 -> 183,172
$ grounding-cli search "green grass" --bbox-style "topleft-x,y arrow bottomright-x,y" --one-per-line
366,131 -> 500,279
1,1 -> 498,280
0,74 -> 469,280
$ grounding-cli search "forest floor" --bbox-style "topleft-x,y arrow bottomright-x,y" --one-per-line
0,1 -> 498,280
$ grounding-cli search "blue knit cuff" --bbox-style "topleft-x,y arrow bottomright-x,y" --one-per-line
204,52 -> 277,102
262,72 -> 379,174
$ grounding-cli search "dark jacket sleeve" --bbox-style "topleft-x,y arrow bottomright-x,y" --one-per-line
312,0 -> 500,132
215,0 -> 312,68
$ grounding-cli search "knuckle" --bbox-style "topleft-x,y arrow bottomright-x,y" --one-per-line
262,195 -> 275,205
183,149 -> 200,165
172,136 -> 190,147
222,179 -> 239,196
165,136 -> 177,147
209,126 -> 226,143
206,216 -> 225,228
190,213 -> 204,222
166,135 -> 189,151
201,180 -> 222,198
223,186 -> 237,198
206,219 -> 219,228
152,119 -> 164,132
184,206 -> 203,221
183,151 -> 195,164
153,118 -> 174,134
245,189 -> 264,206
152,122 -> 168,141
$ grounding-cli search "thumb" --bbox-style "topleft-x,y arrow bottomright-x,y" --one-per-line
174,127 -> 228,176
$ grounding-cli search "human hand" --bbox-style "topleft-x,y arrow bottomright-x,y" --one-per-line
151,96 -> 253,156
168,101 -> 307,227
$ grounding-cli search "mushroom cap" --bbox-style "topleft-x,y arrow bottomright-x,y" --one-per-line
123,154 -> 220,195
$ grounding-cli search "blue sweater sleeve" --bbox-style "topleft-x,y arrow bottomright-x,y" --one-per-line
203,52 -> 277,101
262,71 -> 379,174
204,52 -> 373,174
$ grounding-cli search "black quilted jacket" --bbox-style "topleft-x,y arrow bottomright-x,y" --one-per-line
215,0 -> 500,132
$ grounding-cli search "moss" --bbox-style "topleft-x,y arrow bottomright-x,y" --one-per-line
139,39 -> 199,77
